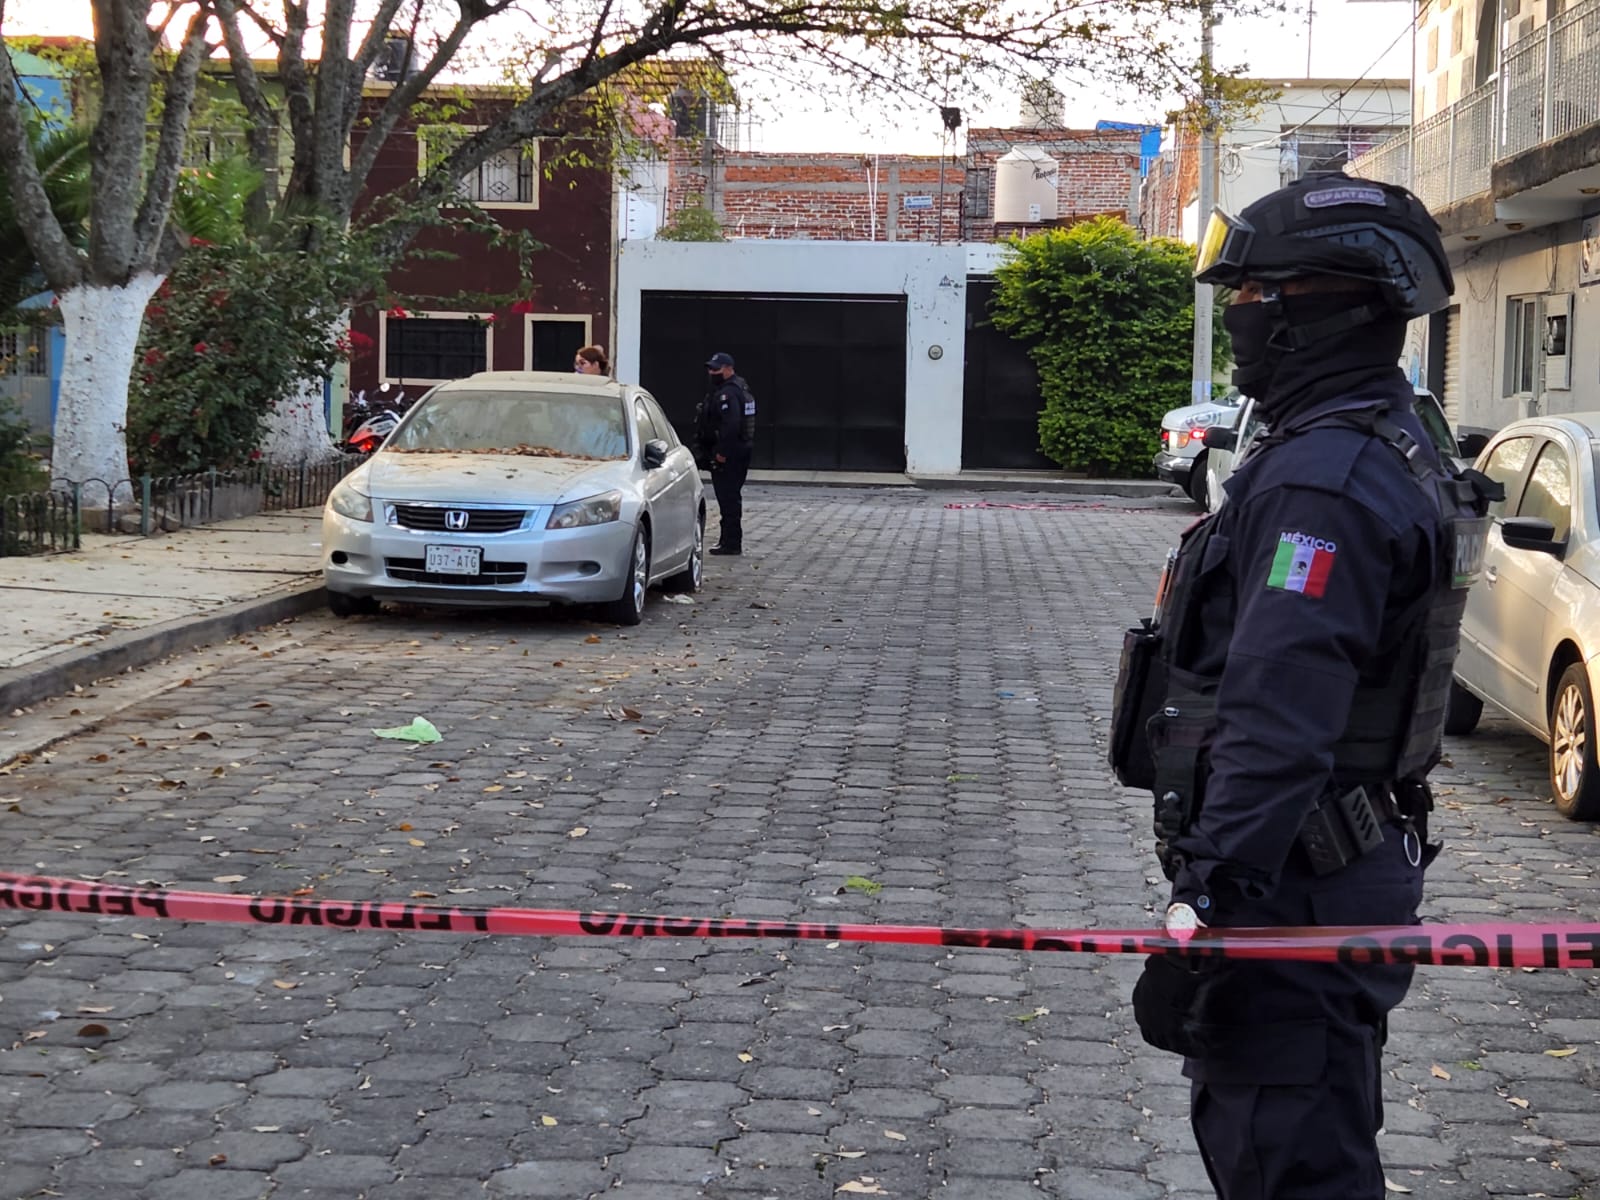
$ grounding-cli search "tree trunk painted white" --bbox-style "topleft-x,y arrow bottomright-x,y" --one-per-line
51,274 -> 164,503
256,373 -> 341,466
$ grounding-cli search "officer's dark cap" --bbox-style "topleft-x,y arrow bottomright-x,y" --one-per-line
706,352 -> 736,369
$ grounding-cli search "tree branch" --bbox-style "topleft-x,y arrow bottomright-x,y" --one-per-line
135,7 -> 213,271
214,0 -> 281,222
0,42 -> 86,289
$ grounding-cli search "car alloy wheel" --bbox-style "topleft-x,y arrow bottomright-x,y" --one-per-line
690,518 -> 704,589
1550,661 -> 1600,820
1554,682 -> 1585,802
629,534 -> 648,617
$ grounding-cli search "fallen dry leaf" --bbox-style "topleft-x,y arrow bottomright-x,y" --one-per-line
408,838 -> 426,847
1384,1179 -> 1413,1195
77,1006 -> 114,1015
1508,1097 -> 1530,1109
883,1130 -> 907,1142
540,1115 -> 558,1127
209,1154 -> 228,1166
212,875 -> 246,884
411,891 -> 438,900
483,785 -> 504,793
76,1024 -> 110,1038
568,827 -> 588,839
584,635 -> 602,644
1430,1064 -> 1451,1080
272,980 -> 299,990
397,822 -> 413,831
1545,1047 -> 1579,1058
252,1125 -> 280,1133
737,1052 -> 754,1063
836,1182 -> 886,1195
22,1030 -> 47,1042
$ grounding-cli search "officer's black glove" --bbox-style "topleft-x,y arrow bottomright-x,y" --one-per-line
1133,953 -> 1246,1058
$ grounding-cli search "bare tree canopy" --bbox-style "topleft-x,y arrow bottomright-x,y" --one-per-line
214,0 -> 1257,242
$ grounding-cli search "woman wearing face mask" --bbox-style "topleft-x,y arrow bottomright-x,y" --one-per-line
574,345 -> 610,376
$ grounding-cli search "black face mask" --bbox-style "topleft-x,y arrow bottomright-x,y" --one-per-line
1223,302 -> 1278,396
1223,292 -> 1408,421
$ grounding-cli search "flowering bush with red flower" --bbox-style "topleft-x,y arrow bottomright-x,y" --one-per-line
128,235 -> 368,474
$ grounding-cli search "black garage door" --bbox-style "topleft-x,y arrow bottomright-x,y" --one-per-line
639,292 -> 907,472
962,279 -> 1053,470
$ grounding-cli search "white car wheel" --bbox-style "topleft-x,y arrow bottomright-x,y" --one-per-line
1550,662 -> 1600,820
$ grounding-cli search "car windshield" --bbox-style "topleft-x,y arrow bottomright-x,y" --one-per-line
386,389 -> 629,460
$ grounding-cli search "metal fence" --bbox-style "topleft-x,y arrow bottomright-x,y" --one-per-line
0,488 -> 80,557
1347,0 -> 1600,205
0,454 -> 365,557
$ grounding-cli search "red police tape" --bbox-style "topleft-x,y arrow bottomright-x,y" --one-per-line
2,872 -> 1599,968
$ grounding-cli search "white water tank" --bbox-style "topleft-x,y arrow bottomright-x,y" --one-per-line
994,146 -> 1060,224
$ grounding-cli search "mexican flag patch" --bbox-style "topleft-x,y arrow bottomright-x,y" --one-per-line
1267,532 -> 1336,598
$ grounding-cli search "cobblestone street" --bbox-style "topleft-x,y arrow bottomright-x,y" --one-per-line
1,485 -> 1597,1200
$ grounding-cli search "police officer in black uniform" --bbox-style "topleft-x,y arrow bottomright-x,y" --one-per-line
697,351 -> 756,555
1112,175 -> 1497,1198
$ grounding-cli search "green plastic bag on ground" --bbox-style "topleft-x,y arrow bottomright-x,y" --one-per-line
372,717 -> 442,743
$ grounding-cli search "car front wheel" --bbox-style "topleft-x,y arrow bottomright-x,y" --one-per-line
1549,662 -> 1600,820
1185,452 -> 1209,509
598,528 -> 649,626
327,591 -> 378,618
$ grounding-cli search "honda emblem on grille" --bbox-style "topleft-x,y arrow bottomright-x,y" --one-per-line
444,510 -> 469,531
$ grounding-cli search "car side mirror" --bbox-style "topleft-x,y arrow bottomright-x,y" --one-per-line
1457,432 -> 1490,459
642,439 -> 669,469
1202,426 -> 1238,452
1501,516 -> 1567,558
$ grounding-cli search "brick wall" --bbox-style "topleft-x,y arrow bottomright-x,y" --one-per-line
962,128 -> 1142,241
1139,136 -> 1199,240
658,130 -> 1141,242
673,151 -> 965,241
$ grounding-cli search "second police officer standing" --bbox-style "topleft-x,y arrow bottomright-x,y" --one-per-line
1109,175 -> 1499,1198
697,351 -> 757,556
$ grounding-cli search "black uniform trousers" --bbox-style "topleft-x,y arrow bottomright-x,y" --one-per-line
1185,830 -> 1424,1200
711,450 -> 750,550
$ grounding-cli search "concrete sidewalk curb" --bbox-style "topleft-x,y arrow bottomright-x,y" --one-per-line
907,475 -> 1181,498
0,582 -> 327,715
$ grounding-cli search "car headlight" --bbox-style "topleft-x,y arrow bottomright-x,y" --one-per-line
547,490 -> 622,530
328,481 -> 373,523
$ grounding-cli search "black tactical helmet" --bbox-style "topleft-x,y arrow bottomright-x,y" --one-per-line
1195,174 -> 1454,318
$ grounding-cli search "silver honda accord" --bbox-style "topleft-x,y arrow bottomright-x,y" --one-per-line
321,372 -> 705,625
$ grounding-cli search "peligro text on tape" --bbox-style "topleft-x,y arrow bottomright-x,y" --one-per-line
3,872 -> 1599,969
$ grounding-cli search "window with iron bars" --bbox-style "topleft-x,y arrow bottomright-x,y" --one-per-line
1278,125 -> 1404,185
963,168 -> 994,220
0,327 -> 49,377
418,126 -> 539,207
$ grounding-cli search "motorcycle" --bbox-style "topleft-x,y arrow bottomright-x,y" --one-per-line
341,385 -> 410,454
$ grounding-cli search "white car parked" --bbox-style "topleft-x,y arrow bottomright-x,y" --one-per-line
1154,390 -> 1244,507
1448,414 -> 1600,819
322,371 -> 705,626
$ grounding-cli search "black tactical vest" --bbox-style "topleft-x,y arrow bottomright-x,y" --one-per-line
1108,404 -> 1497,870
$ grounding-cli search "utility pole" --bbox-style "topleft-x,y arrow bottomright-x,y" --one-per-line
1192,0 -> 1220,405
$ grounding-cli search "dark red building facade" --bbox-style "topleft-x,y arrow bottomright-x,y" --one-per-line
346,90 -> 615,400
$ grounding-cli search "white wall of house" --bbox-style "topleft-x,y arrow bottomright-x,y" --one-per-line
617,240 -> 1009,474
1178,80 -> 1410,240
1438,217 -> 1600,430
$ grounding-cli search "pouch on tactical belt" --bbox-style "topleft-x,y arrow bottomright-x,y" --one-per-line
1109,619 -> 1165,790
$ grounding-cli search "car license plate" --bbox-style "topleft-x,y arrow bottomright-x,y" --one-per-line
425,545 -> 482,575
